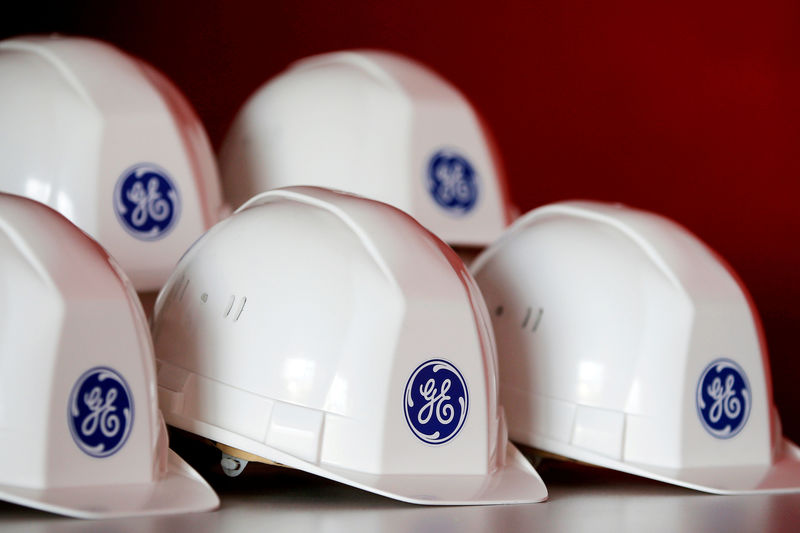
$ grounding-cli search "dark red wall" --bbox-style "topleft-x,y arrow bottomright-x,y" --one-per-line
6,1 -> 800,442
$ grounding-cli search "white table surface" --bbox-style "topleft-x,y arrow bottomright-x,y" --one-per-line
2,433 -> 799,533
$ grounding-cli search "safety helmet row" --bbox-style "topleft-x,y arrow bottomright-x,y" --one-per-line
0,37 -> 513,273
2,33 -> 799,521
0,35 -> 544,514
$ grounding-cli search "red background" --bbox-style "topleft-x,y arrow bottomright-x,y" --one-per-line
5,1 -> 800,442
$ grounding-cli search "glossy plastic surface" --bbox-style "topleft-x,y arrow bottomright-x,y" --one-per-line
0,193 -> 219,518
218,50 -> 514,246
0,35 -> 228,291
152,186 -> 546,504
471,200 -> 800,494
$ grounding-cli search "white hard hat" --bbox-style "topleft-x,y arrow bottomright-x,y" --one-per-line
152,186 -> 546,505
218,50 -> 514,247
0,193 -> 219,518
0,35 -> 229,292
471,200 -> 800,494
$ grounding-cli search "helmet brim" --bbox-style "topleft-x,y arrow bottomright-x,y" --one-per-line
0,449 -> 219,519
322,441 -> 548,505
527,434 -> 800,495
174,414 -> 547,505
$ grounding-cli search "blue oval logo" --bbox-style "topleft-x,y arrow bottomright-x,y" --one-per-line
696,358 -> 751,439
426,149 -> 479,215
68,367 -> 134,457
114,163 -> 180,240
404,359 -> 468,445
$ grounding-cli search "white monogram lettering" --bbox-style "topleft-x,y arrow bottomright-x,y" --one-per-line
127,177 -> 171,227
81,386 -> 121,438
707,374 -> 741,423
435,162 -> 471,203
417,377 -> 456,426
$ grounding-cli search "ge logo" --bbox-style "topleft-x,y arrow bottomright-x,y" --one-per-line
426,149 -> 479,215
114,163 -> 180,240
68,367 -> 134,458
404,359 -> 468,445
696,358 -> 751,439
